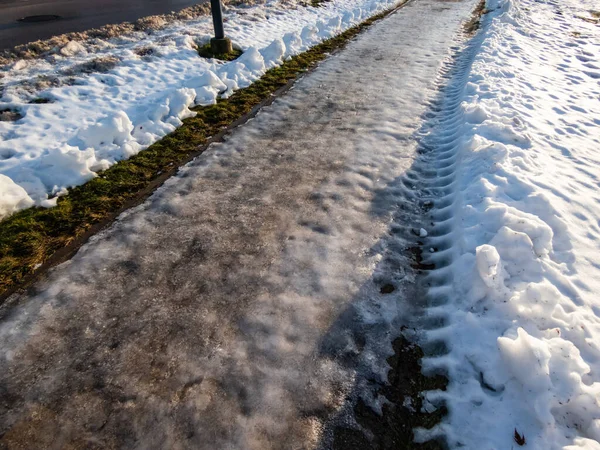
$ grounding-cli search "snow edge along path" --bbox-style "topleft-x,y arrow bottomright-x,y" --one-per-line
0,0 -> 402,219
413,0 -> 600,448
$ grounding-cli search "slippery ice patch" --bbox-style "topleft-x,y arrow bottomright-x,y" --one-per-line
0,0 -> 399,219
0,2 -> 482,445
418,0 -> 600,447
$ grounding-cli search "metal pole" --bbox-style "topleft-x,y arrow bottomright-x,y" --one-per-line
208,0 -> 232,55
210,0 -> 225,40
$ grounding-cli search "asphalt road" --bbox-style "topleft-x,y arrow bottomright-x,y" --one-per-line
0,0 -> 204,51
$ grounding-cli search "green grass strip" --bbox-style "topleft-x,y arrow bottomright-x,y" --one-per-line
197,43 -> 243,61
0,6 -> 400,297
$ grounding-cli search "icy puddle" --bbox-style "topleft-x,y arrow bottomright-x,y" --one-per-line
0,0 -> 477,448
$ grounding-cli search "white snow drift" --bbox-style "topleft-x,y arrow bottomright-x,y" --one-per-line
0,0 -> 400,218
417,0 -> 600,447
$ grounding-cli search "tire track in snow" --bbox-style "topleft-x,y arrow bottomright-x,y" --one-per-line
316,8 -> 491,447
403,36 -> 485,333
378,15 -> 491,439
413,0 -> 600,446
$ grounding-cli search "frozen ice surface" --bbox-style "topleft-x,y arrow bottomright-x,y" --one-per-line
416,0 -> 600,447
0,0 -> 477,447
0,0 -> 401,218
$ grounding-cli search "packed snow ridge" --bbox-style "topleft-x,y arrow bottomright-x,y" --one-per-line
412,0 -> 600,448
0,0 -> 400,218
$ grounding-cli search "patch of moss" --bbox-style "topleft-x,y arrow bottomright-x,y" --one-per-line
29,97 -> 52,104
197,43 -> 243,61
0,6 -> 399,298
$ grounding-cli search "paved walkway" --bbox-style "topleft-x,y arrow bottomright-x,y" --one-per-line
0,1 -> 476,448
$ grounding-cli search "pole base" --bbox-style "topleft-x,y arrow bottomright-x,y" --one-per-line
210,37 -> 233,55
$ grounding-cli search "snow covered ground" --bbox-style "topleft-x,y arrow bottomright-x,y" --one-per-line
415,0 -> 600,447
0,0 -> 399,218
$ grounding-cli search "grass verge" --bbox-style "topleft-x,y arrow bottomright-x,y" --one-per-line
197,43 -> 243,61
0,3 -> 405,299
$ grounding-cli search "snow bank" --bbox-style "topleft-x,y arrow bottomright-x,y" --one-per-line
0,0 -> 398,219
417,0 -> 600,447
0,174 -> 34,217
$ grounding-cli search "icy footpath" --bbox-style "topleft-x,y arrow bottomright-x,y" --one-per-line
0,0 -> 480,447
416,0 -> 600,447
0,0 -> 399,218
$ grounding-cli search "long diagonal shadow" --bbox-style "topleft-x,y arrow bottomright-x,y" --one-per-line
312,35 -> 483,449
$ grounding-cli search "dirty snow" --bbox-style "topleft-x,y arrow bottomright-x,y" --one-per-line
416,0 -> 600,447
0,0 -> 400,218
